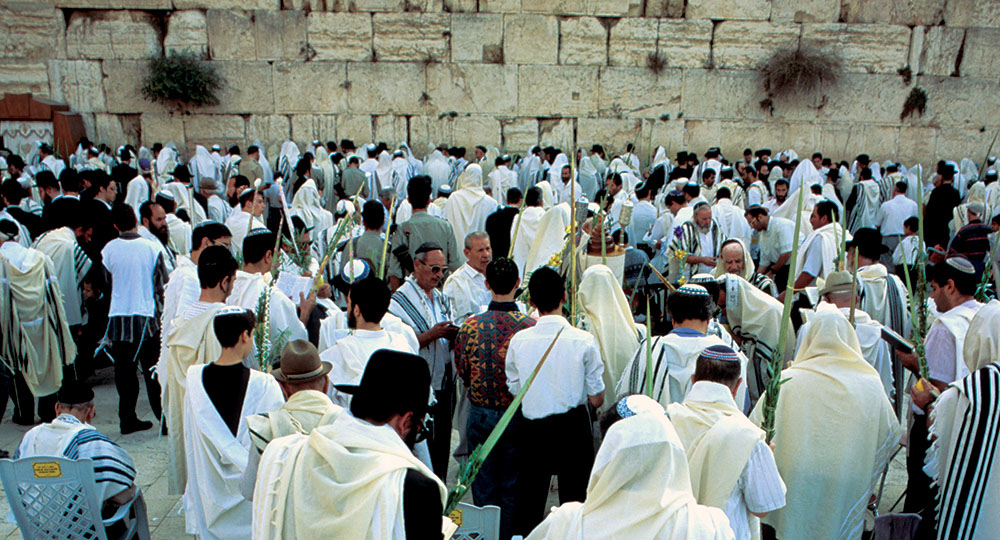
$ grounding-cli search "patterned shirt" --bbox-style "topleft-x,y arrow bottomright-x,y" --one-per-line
454,301 -> 534,409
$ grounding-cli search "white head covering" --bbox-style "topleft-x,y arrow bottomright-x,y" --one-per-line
548,153 -> 569,185
190,145 -> 216,182
712,238 -> 756,281
398,142 -> 421,171
578,154 -> 599,200
253,140 -> 274,183
156,145 -> 177,179
527,411 -> 732,540
278,141 -> 300,181
608,157 -> 630,174
578,264 -> 640,405
481,147 -> 499,178
424,150 -> 450,194
523,204 -> 570,279
963,299 -> 1000,372
375,151 -> 394,189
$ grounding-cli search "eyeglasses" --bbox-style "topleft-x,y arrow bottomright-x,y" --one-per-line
415,415 -> 432,443
417,259 -> 447,274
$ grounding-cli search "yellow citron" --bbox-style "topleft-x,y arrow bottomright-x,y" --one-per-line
678,276 -> 687,286
675,249 -> 687,260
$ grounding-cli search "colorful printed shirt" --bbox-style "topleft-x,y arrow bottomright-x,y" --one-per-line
454,301 -> 535,409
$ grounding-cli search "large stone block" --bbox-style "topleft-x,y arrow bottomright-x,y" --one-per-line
246,115 -> 292,147
537,118 -> 574,151
504,15 -> 558,65
713,22 -> 800,70
817,124 -> 900,163
559,17 -> 607,66
577,118 -> 649,160
959,28 -> 1000,79
645,0 -> 685,17
681,70 -> 772,122
517,65 -> 599,116
917,75 -> 1000,127
54,0 -> 171,8
841,0 -> 944,25
174,0 -> 278,8
184,115 -> 246,152
197,62 -> 276,114
818,74 -> 912,125
918,26 -> 964,76
657,20 -> 713,69
140,113 -> 186,148
425,64 -> 517,115
608,18 -> 657,68
207,10 -> 255,61
0,4 -> 66,61
165,11 -> 208,57
501,117 -> 539,153
351,0 -> 403,11
649,120 -> 685,151
255,11 -> 307,60
102,61 -> 159,113
589,0 -> 643,16
801,23 -> 910,74
443,0 -> 477,12
93,114 -> 141,148
897,126 -> 938,170
0,63 -> 50,96
522,0 -> 587,15
290,115 -> 338,147
452,116 -> 501,150
598,67 -> 681,118
272,62 -> 348,114
347,63 -> 426,114
935,126 -> 995,161
308,13 -> 373,62
686,0 -> 770,20
373,13 -> 450,62
770,0 -> 838,22
409,115 -> 454,148
66,11 -> 161,60
479,0 -> 520,13
944,0 -> 1000,27
48,61 -> 106,113
451,14 -> 504,64
372,115 -> 408,146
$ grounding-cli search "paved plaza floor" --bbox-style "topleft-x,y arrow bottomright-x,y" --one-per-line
0,367 -> 909,538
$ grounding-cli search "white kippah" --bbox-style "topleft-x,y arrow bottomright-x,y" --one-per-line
616,394 -> 664,419
677,284 -> 710,297
214,306 -> 249,318
945,256 -> 976,274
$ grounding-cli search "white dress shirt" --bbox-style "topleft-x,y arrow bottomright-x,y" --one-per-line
442,263 -> 492,321
876,194 -> 918,236
758,216 -> 795,268
505,315 -> 604,420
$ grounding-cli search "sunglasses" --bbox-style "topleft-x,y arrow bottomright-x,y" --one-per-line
417,259 -> 447,274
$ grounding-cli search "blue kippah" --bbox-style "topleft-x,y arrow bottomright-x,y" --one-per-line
700,344 -> 740,362
616,394 -> 664,419
246,228 -> 271,238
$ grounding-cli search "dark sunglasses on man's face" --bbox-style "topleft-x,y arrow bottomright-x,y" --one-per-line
418,259 -> 447,274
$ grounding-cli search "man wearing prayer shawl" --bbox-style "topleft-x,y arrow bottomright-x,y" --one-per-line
846,167 -> 883,233
712,187 -> 752,247
161,244 -> 236,488
846,228 -> 911,338
713,238 -> 776,297
251,350 -> 449,540
31,207 -> 92,329
424,149 -> 451,195
183,307 -> 285,540
670,202 -> 727,279
445,164 -> 499,266
487,155 -> 518,206
618,284 -> 749,411
667,345 -> 786,540
911,300 -> 1000,540
579,264 -> 641,406
527,395 -> 734,540
509,187 -> 546,279
290,169 -> 333,232
240,340 -> 341,500
896,256 -> 983,537
790,200 -> 851,294
714,274 -> 788,409
225,187 -> 266,259
749,307 -> 901,540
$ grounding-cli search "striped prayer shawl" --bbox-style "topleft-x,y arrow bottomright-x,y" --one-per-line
936,363 -> 1000,540
670,220 -> 726,277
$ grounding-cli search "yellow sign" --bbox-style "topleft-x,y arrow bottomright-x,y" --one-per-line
448,508 -> 463,527
32,462 -> 62,479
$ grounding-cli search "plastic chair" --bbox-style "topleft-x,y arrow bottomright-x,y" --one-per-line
0,457 -> 150,540
452,502 -> 501,540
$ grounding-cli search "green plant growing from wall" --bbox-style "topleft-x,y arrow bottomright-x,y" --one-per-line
759,45 -> 842,111
901,87 -> 928,121
141,52 -> 224,108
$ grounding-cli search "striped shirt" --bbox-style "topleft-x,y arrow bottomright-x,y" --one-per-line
724,441 -> 787,540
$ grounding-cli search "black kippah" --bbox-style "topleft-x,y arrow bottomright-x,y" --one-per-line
57,382 -> 94,405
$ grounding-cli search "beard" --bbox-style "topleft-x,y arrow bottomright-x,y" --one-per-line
227,193 -> 238,207
152,225 -> 169,245
696,224 -> 711,235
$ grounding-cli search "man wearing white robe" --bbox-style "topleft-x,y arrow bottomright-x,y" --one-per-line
225,188 -> 266,259
124,159 -> 155,218
445,164 -> 499,266
203,177 -> 230,224
847,228 -> 911,338
713,188 -> 752,248
322,276 -> 417,407
846,167 -> 883,233
790,200 -> 850,294
750,308 -> 900,540
183,307 -> 284,540
488,156 -> 518,206
509,188 -> 545,279
162,245 -> 236,495
442,231 -> 493,320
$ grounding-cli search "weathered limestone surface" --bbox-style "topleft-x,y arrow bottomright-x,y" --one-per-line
307,13 -> 373,61
657,20 -> 713,69
206,10 -> 256,60
246,115 -> 293,145
802,23 -> 911,74
501,118 -> 539,151
347,62 -> 425,114
597,67 -> 681,118
373,13 -> 450,62
164,11 -> 209,56
0,5 -> 66,61
504,15 -> 558,65
608,18 -> 657,68
272,62 -> 348,114
686,0 -> 771,21
0,63 -> 50,95
450,14 -> 503,64
958,28 -> 1000,79
713,22 -> 800,70
426,64 -> 518,115
559,17 -> 607,66
452,116 -> 501,149
140,113 -> 186,148
943,0 -> 1000,27
918,26 -> 965,76
66,11 -> 161,60
372,115 -> 408,146
517,65 -> 599,116
48,61 -> 106,113
770,0 -> 838,22
255,11 -> 307,60
537,118 -> 574,151
841,0 -> 945,26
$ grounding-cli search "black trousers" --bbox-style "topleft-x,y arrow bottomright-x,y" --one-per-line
429,378 -> 455,480
0,372 -> 58,425
904,417 -> 938,539
513,405 -> 594,536
112,336 -> 162,424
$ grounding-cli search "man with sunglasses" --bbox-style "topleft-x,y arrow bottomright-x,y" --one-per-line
389,242 -> 459,479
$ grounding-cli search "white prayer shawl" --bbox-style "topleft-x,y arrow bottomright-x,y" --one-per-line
523,205 -> 569,280
375,151 -> 398,192
157,256 -> 199,382
278,141 -> 300,185
227,270 -> 309,349
0,243 -> 75,397
320,328 -> 417,407
770,191 -> 814,237
651,146 -> 669,171
155,147 -> 176,184
713,199 -> 752,247
164,181 -> 206,225
526,413 -> 734,540
251,414 -> 446,540
720,274 -> 786,408
487,165 -> 518,205
547,153 -> 569,195
794,222 -> 850,281
207,194 -> 230,223
578,155 -> 599,201
848,180 -> 881,233
444,164 -> 499,265
904,164 -> 924,202
858,263 -> 911,336
535,180 -> 556,208
391,157 -> 410,193
224,210 -> 265,258
166,213 -> 192,256
424,150 -> 451,195
510,206 -> 545,279
124,175 -> 150,217
32,227 -> 90,327
164,302 -> 224,494
788,159 -> 822,196
190,146 -> 217,189
578,265 -> 640,405
291,178 -> 334,231
799,305 -> 894,401
627,200 -> 657,250
935,300 -> 983,381
389,278 -> 452,388
399,142 -> 422,176
959,158 -> 978,199
184,364 -> 285,539
749,307 -> 901,540
558,179 -> 583,206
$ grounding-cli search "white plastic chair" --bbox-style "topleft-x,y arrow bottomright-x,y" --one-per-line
452,502 -> 501,540
0,457 -> 150,540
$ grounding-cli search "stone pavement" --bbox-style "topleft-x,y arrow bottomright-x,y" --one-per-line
0,367 -> 909,538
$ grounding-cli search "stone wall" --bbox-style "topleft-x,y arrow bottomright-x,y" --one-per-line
3,0 -> 1000,169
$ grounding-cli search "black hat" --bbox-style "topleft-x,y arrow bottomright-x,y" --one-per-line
57,382 -> 94,405
340,139 -> 356,150
590,144 -> 604,153
336,349 -> 431,421
172,164 -> 192,181
827,168 -> 840,180
676,151 -> 688,161
846,227 -> 889,259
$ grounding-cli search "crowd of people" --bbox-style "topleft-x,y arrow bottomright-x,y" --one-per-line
0,136 -> 998,540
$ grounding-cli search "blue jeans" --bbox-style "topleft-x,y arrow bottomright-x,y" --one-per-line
466,403 -> 519,540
